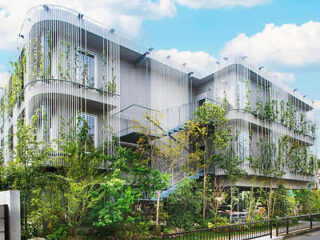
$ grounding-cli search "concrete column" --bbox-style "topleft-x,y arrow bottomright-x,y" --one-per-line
0,191 -> 20,240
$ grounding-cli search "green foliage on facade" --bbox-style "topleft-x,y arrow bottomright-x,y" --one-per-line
0,49 -> 26,117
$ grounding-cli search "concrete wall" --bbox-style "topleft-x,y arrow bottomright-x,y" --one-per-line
0,191 -> 20,240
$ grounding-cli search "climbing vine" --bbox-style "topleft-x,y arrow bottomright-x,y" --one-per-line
1,48 -> 26,117
107,57 -> 117,94
245,79 -> 251,112
253,97 -> 316,138
249,135 -> 316,176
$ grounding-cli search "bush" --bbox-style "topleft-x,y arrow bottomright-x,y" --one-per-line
167,178 -> 202,231
271,185 -> 297,217
208,216 -> 229,228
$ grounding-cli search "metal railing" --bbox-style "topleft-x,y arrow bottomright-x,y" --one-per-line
276,213 -> 320,237
158,213 -> 320,240
162,220 -> 272,240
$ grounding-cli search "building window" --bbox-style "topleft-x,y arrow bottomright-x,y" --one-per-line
198,98 -> 206,107
238,130 -> 249,160
79,113 -> 97,147
77,50 -> 95,87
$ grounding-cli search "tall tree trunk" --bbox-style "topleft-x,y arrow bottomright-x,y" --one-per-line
156,190 -> 161,231
202,167 -> 207,223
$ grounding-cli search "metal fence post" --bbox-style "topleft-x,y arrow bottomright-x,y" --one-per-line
310,213 -> 313,230
286,217 -> 289,235
270,219 -> 273,238
228,225 -> 231,240
276,217 -> 279,237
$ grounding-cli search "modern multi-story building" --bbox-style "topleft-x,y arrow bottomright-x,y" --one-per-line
0,5 -> 317,192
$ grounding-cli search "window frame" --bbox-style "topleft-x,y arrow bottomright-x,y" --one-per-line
76,48 -> 97,88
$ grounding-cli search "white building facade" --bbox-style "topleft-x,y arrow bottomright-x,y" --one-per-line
0,5 -> 317,190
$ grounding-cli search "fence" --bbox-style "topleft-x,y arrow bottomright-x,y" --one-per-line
276,213 -> 320,237
162,220 -> 272,240
160,213 -> 320,240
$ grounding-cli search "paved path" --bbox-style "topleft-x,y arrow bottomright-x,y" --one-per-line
286,230 -> 320,239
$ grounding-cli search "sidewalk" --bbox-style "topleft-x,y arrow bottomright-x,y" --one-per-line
256,236 -> 283,240
254,230 -> 284,240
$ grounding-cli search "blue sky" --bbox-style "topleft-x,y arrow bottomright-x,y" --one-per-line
140,0 -> 320,101
0,0 -> 319,109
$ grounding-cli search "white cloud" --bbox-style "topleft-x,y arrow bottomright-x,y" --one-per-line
0,0 -> 272,51
0,0 -> 177,50
221,21 -> 320,67
314,100 -> 320,111
0,72 -> 10,89
151,48 -> 219,76
268,71 -> 295,86
173,0 -> 270,9
151,48 -> 297,86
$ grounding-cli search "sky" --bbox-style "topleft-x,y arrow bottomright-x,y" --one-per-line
0,0 -> 320,134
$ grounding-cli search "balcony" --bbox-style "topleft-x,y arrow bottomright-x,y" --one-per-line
24,79 -> 119,110
227,109 -> 315,145
214,161 -> 316,184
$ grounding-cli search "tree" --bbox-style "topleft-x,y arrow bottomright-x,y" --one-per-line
133,113 -> 174,231
167,178 -> 202,230
0,115 -> 53,239
89,146 -> 168,238
184,102 -> 244,222
52,115 -> 107,237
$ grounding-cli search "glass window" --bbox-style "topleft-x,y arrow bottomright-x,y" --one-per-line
238,130 -> 249,160
77,50 -> 95,87
79,113 -> 97,146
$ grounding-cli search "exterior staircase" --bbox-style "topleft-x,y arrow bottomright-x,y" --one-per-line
152,171 -> 204,200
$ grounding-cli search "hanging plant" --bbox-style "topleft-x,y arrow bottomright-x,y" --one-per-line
280,100 -> 286,124
0,49 -> 26,118
82,63 -> 88,86
271,99 -> 279,121
107,58 -> 117,94
65,41 -> 71,80
287,102 -> 295,130
46,30 -> 52,78
74,47 -> 79,79
253,138 -> 277,175
102,47 -> 107,85
31,38 -> 39,80
255,90 -> 264,119
39,42 -> 46,79
310,123 -> 317,138
245,79 -> 251,112
264,100 -> 273,121
58,41 -> 64,80
308,155 -> 315,175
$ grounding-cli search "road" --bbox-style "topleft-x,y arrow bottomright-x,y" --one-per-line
286,230 -> 320,239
